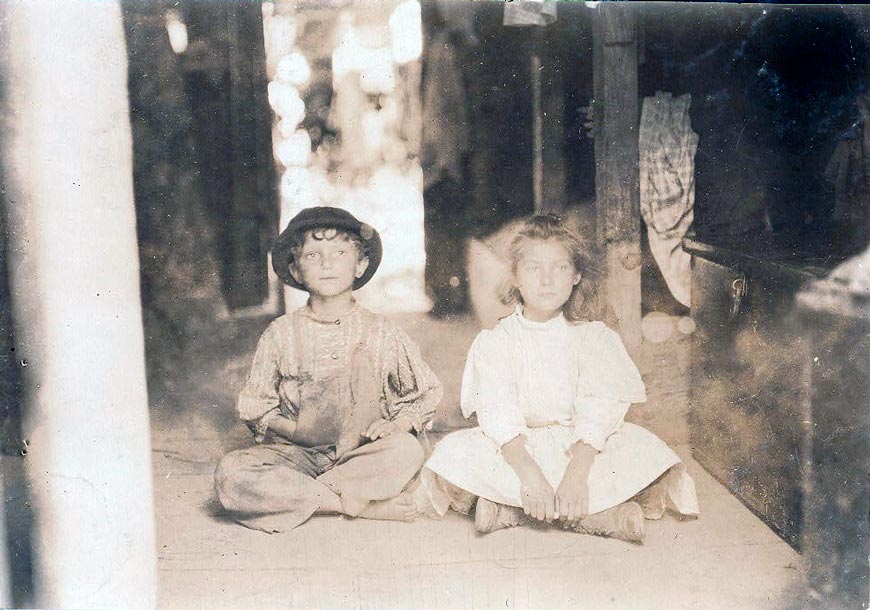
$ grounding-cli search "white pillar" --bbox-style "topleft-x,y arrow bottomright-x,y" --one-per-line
0,475 -> 10,607
1,1 -> 157,608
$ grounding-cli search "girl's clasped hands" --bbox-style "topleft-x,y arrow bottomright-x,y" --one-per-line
518,449 -> 592,528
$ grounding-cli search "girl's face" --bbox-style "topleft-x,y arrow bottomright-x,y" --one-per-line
513,238 -> 581,322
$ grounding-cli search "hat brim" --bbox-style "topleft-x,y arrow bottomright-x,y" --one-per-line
271,214 -> 383,291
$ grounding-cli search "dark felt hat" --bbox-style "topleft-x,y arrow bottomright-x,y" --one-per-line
271,206 -> 383,290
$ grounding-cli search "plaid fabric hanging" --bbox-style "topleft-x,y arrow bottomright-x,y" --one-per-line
502,0 -> 557,27
638,91 -> 699,308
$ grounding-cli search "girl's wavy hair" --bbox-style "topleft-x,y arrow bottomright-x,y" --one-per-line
500,213 -> 600,321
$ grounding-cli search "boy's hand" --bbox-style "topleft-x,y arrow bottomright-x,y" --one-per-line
268,414 -> 298,442
363,416 -> 413,440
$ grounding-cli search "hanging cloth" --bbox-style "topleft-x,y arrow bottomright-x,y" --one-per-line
639,91 -> 699,308
502,0 -> 557,27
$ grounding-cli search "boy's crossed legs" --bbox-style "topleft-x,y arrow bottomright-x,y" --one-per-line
214,432 -> 424,533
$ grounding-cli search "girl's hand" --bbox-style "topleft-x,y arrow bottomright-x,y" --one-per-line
555,442 -> 597,526
519,469 -> 556,523
555,466 -> 590,527
501,435 -> 555,522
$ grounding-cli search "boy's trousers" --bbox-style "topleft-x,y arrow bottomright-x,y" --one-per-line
214,432 -> 424,532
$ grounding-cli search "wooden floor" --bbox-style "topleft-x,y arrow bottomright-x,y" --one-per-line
150,312 -> 808,610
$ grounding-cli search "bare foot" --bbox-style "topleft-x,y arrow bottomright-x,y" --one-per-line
358,492 -> 418,522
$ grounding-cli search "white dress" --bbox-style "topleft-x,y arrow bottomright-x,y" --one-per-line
421,308 -> 699,517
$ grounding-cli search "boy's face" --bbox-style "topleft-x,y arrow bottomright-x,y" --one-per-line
290,231 -> 369,298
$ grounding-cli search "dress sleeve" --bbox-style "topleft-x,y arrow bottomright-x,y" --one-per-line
236,321 -> 283,441
461,332 -> 528,447
572,323 -> 646,451
571,398 -> 631,451
383,324 -> 443,433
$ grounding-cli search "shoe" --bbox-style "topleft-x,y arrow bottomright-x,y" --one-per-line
634,477 -> 668,520
474,498 -> 527,534
574,501 -> 645,543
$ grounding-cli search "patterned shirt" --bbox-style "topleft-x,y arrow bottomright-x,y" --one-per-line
237,304 -> 442,442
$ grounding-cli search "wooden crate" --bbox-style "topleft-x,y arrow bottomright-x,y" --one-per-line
798,285 -> 870,609
686,242 -> 817,550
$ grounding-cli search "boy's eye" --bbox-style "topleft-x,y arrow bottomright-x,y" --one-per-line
336,250 -> 346,256
304,252 -> 319,260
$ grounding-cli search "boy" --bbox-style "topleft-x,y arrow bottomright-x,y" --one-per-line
215,207 -> 442,532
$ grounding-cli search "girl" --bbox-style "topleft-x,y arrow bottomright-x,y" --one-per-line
419,214 -> 699,541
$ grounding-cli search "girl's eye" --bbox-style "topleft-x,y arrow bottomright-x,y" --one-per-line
305,252 -> 319,260
336,250 -> 345,256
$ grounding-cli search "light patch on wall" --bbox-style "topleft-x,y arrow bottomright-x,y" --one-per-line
164,10 -> 188,55
280,166 -> 315,206
333,15 -> 395,94
343,164 -> 430,313
641,311 -> 674,344
267,81 -> 305,127
359,49 -> 395,95
677,316 -> 696,335
389,1 -> 422,65
276,52 -> 311,87
276,130 -> 312,167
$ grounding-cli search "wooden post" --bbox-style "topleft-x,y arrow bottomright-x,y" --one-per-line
0,2 -> 157,608
592,3 -> 642,352
531,28 -> 566,215
181,1 -> 277,310
532,48 -> 544,212
541,49 -> 567,215
227,1 -> 278,309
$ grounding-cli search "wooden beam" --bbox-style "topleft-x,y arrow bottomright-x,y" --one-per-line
532,48 -> 544,212
542,46 -> 567,214
592,3 -> 642,352
531,26 -> 566,215
227,1 -> 278,308
185,1 -> 277,310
